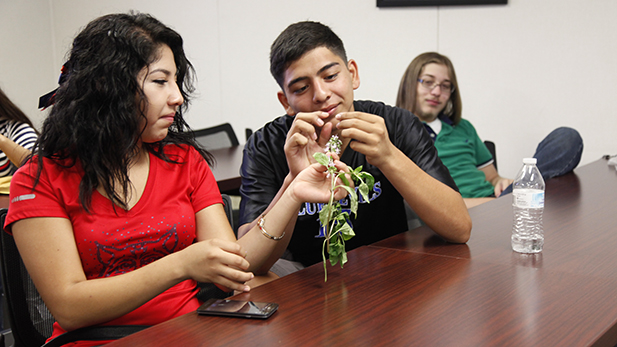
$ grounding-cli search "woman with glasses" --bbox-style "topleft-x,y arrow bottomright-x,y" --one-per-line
396,52 -> 583,208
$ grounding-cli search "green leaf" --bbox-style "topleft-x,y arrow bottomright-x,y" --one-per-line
338,172 -> 351,187
362,172 -> 375,189
358,182 -> 370,203
328,241 -> 345,266
317,144 -> 375,281
349,191 -> 358,216
318,204 -> 335,227
338,222 -> 355,241
313,152 -> 329,166
329,240 -> 342,256
337,184 -> 355,198
335,213 -> 348,223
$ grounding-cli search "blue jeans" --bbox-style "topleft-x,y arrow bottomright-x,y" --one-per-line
501,127 -> 583,195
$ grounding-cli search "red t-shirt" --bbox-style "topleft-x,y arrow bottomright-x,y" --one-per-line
5,145 -> 222,346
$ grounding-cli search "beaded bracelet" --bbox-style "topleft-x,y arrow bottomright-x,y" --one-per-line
258,215 -> 285,241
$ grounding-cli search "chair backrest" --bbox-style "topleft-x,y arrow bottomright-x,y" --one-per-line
192,123 -> 239,150
221,194 -> 234,232
484,140 -> 498,171
0,208 -> 54,347
194,195 -> 235,301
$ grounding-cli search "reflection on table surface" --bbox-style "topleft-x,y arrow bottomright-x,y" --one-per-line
373,159 -> 617,279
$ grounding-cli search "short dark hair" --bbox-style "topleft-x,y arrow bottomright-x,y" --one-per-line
36,12 -> 211,211
396,52 -> 462,125
270,21 -> 347,89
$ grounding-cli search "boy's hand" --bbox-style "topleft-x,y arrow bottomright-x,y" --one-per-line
335,112 -> 395,168
288,159 -> 351,204
284,111 -> 333,177
494,177 -> 514,197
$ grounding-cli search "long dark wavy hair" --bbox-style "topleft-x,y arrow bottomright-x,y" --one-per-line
34,12 -> 213,212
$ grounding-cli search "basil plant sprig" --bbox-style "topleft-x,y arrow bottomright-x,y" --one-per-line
313,135 -> 374,282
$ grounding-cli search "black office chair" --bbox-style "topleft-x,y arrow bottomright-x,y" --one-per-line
0,208 -> 54,347
484,140 -> 497,171
192,123 -> 239,150
195,194 -> 235,301
221,194 -> 234,232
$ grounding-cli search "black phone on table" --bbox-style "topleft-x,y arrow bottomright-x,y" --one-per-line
197,298 -> 278,319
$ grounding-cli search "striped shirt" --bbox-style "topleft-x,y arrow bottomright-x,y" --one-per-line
0,118 -> 38,177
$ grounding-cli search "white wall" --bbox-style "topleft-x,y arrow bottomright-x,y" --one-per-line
1,0 -> 615,177
0,0 -> 55,129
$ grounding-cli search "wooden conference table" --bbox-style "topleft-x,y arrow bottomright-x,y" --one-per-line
108,159 -> 617,347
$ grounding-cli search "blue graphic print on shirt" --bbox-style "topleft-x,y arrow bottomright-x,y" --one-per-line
297,181 -> 382,238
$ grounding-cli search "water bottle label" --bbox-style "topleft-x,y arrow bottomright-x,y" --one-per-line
513,189 -> 544,208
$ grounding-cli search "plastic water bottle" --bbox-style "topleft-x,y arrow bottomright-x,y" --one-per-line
511,158 -> 545,253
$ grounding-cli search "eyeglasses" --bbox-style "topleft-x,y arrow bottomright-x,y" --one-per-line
417,78 -> 455,95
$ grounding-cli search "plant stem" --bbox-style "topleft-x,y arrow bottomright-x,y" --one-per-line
322,166 -> 338,282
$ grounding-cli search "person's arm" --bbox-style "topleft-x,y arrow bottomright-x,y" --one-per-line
237,173 -> 294,239
237,112 -> 331,245
236,160 -> 349,274
463,164 -> 511,208
12,217 -> 252,331
0,134 -> 34,167
336,112 -> 471,243
480,164 -> 513,197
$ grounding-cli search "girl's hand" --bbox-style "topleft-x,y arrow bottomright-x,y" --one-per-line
180,239 -> 254,292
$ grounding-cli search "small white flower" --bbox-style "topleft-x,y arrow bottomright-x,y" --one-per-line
325,135 -> 341,155
324,135 -> 342,171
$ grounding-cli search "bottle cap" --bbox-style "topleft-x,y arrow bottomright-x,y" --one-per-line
523,158 -> 537,165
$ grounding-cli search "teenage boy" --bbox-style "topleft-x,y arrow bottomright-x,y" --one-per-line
238,22 -> 471,275
396,52 -> 583,208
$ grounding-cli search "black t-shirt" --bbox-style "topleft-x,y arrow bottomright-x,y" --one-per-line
239,100 -> 457,267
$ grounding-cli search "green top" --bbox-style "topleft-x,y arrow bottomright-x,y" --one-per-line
432,118 -> 494,198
